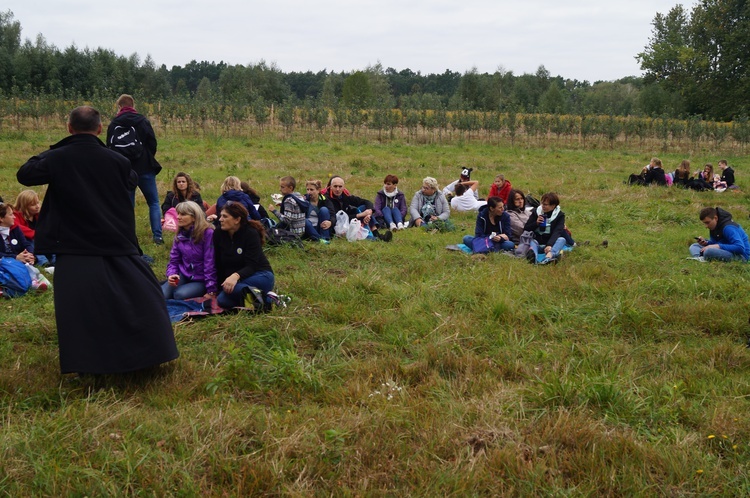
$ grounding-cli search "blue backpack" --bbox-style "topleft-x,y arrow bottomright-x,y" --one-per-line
0,257 -> 32,298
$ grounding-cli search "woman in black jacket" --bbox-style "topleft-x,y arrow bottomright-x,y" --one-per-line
213,202 -> 274,309
523,192 -> 567,264
161,172 -> 204,215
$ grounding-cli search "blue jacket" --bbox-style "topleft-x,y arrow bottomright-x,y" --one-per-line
216,190 -> 261,220
474,206 -> 511,238
708,207 -> 750,260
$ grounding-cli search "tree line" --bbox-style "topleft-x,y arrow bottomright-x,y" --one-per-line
1,1 -> 747,121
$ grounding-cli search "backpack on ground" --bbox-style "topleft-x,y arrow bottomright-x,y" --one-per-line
525,194 -> 540,209
0,257 -> 32,298
515,230 -> 535,257
109,125 -> 145,161
265,226 -> 303,248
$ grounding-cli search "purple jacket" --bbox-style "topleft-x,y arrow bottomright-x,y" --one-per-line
373,189 -> 407,218
166,227 -> 217,294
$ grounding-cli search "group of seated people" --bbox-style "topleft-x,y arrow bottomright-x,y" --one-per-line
0,190 -> 48,267
162,167 -> 572,268
628,158 -> 737,191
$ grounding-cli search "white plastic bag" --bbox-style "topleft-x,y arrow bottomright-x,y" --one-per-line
334,210 -> 350,237
346,218 -> 362,241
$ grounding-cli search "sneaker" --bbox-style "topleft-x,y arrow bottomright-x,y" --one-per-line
153,236 -> 164,245
141,254 -> 155,265
397,222 -> 404,230
319,239 -> 330,245
377,229 -> 393,242
525,249 -> 536,264
44,266 -> 55,275
390,222 -> 397,230
686,256 -> 707,262
539,256 -> 558,265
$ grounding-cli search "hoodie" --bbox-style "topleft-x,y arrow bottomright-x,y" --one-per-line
708,207 -> 750,260
271,192 -> 309,234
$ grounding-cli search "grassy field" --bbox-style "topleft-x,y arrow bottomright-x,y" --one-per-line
2,128 -> 750,495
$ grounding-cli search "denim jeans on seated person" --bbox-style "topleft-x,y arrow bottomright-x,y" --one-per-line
217,270 -> 275,309
381,206 -> 403,226
689,243 -> 744,262
305,207 -> 331,240
161,274 -> 207,300
531,236 -> 567,258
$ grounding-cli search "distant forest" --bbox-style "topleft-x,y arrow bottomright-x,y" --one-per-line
1,2 -> 748,121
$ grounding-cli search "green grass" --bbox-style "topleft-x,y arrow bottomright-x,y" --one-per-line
2,130 -> 750,495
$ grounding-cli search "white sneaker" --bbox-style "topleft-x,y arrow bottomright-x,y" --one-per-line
44,266 -> 55,275
397,222 -> 404,230
390,222 -> 397,230
686,256 -> 706,262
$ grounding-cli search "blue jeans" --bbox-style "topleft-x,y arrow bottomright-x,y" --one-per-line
463,235 -> 515,252
531,237 -> 567,259
131,171 -> 162,239
217,270 -> 275,309
161,275 -> 207,300
305,207 -> 331,240
382,207 -> 403,226
689,243 -> 745,262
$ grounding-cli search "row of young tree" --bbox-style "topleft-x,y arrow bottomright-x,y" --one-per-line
1,3 -> 748,122
3,93 -> 748,153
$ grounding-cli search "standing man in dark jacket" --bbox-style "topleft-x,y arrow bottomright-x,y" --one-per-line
106,94 -> 164,244
17,106 -> 178,375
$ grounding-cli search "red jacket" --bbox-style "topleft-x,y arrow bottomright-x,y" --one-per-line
489,180 -> 512,204
12,209 -> 36,240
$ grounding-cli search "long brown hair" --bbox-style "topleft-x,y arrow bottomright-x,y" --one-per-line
172,172 -> 199,201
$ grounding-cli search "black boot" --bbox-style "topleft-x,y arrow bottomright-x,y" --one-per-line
376,229 -> 393,242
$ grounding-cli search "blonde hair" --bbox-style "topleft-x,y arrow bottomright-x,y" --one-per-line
175,201 -> 211,243
422,177 -> 439,190
116,94 -> 135,108
220,176 -> 242,193
305,179 -> 322,191
13,190 -> 40,221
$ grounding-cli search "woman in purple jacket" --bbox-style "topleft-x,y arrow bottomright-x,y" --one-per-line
162,201 -> 217,300
373,174 -> 407,230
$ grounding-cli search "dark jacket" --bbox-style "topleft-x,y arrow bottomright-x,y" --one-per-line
213,224 -> 273,283
161,190 -> 205,215
1,225 -> 33,258
325,193 -> 373,230
216,190 -> 261,220
720,167 -> 735,187
17,134 -> 141,256
524,206 -> 566,247
106,108 -> 161,176
474,206 -> 511,238
644,167 -> 667,186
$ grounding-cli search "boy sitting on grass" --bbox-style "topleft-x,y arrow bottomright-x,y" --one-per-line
688,207 -> 750,262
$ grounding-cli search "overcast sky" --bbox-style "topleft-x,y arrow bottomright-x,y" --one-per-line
4,0 -> 689,83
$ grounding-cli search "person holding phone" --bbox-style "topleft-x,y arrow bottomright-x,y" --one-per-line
688,207 -> 750,262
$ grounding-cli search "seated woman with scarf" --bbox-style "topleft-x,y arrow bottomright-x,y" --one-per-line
522,192 -> 568,265
409,177 -> 450,229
